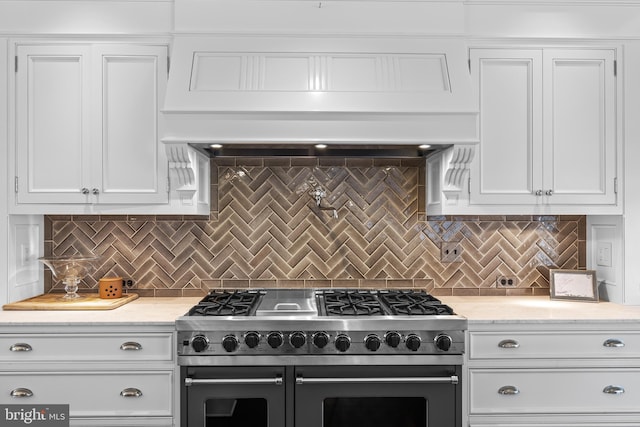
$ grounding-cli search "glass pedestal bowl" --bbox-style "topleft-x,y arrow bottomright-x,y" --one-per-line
38,256 -> 99,300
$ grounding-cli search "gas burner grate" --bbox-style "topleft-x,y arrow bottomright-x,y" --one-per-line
320,290 -> 386,316
189,290 -> 262,316
378,290 -> 455,316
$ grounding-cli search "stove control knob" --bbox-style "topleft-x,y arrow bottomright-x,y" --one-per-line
335,334 -> 351,352
406,334 -> 422,352
434,334 -> 453,352
312,332 -> 330,349
244,332 -> 260,349
365,334 -> 381,352
289,332 -> 306,349
267,332 -> 284,349
222,335 -> 239,352
191,335 -> 209,353
385,332 -> 402,348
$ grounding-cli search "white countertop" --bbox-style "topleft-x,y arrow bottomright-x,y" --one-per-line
1,295 -> 640,326
442,296 -> 640,324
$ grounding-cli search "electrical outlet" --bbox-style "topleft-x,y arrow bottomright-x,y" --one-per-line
440,242 -> 463,263
496,276 -> 517,288
123,279 -> 135,289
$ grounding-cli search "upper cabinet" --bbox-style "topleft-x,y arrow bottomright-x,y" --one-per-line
12,42 -> 177,212
466,47 -> 619,214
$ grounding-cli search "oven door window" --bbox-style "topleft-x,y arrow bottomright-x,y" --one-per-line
324,397 -> 426,427
204,398 -> 268,427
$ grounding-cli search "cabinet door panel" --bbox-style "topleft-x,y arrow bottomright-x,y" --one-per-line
543,49 -> 616,204
16,45 -> 92,203
95,45 -> 168,204
470,49 -> 542,205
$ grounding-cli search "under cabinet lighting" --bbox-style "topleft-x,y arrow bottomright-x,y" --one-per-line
209,144 -> 223,149
314,144 -> 328,149
418,144 -> 432,150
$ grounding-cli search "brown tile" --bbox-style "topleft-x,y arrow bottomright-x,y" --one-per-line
236,158 -> 264,167
360,279 -> 387,289
346,158 -> 374,167
134,289 -> 157,297
578,240 -> 587,269
126,215 -> 155,222
264,158 -> 291,167
73,215 -> 100,222
250,279 -> 278,288
506,288 -> 533,296
290,157 -> 318,166
183,215 -> 210,221
155,215 -> 184,221
201,280 -> 222,290
306,280 -> 332,288
452,288 -> 480,296
276,280 -> 305,289
387,279 -> 414,289
401,158 -> 424,167
212,157 -> 236,166
319,157 -> 346,167
223,279 -> 250,289
332,279 -> 360,288
532,288 -> 551,296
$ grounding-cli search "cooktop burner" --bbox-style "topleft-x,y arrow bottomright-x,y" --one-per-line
187,290 -> 262,316
320,290 -> 385,316
378,290 -> 454,316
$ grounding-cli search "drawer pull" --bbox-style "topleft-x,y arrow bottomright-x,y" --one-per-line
120,388 -> 143,398
603,385 -> 625,395
10,388 -> 33,398
603,339 -> 625,348
498,339 -> 520,349
9,343 -> 33,352
120,342 -> 143,351
498,385 -> 520,395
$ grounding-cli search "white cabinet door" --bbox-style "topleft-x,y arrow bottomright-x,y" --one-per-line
470,49 -> 542,205
15,45 -> 93,204
15,43 -> 168,206
93,45 -> 168,204
542,49 -> 617,205
469,47 -> 618,211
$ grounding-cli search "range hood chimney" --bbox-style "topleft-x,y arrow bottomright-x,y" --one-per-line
161,0 -> 479,151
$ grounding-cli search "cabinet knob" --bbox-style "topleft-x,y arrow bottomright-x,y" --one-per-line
9,343 -> 33,352
535,190 -> 543,196
546,189 -> 554,196
10,388 -> 33,398
120,342 -> 143,351
81,188 -> 90,195
92,188 -> 100,195
498,385 -> 520,395
120,388 -> 143,398
603,338 -> 625,348
498,339 -> 520,349
603,385 -> 625,395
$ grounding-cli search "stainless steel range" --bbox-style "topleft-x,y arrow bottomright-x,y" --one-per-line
177,288 -> 467,427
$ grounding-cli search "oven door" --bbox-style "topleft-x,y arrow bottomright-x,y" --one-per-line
294,365 -> 461,427
182,366 -> 286,427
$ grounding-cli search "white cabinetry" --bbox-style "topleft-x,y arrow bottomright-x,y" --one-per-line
13,43 -> 169,209
467,322 -> 640,426
0,327 -> 175,426
439,47 -> 619,215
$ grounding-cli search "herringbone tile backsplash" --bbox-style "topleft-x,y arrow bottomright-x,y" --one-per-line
44,157 -> 585,297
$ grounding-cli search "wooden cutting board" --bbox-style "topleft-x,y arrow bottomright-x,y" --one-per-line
2,293 -> 139,311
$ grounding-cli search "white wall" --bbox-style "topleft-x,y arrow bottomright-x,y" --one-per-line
0,38 -> 7,305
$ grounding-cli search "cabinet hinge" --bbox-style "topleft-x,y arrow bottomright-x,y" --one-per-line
14,176 -> 18,193
14,56 -> 18,73
468,58 -> 471,73
614,60 -> 617,77
614,177 -> 618,194
167,176 -> 170,193
167,56 -> 170,74
468,177 -> 471,195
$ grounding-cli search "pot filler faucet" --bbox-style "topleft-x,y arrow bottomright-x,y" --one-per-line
309,188 -> 338,219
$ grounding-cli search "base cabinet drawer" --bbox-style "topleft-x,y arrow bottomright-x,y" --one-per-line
0,371 -> 173,417
0,333 -> 174,362
469,368 -> 640,415
469,332 -> 640,360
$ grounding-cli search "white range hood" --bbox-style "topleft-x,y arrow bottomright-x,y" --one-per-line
161,35 -> 479,148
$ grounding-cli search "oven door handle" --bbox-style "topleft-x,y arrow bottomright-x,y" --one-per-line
185,376 -> 283,387
295,375 -> 459,385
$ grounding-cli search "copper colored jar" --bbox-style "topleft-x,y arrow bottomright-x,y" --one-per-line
99,277 -> 123,299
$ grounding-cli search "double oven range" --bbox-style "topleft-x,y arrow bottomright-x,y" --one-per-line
176,288 -> 467,427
